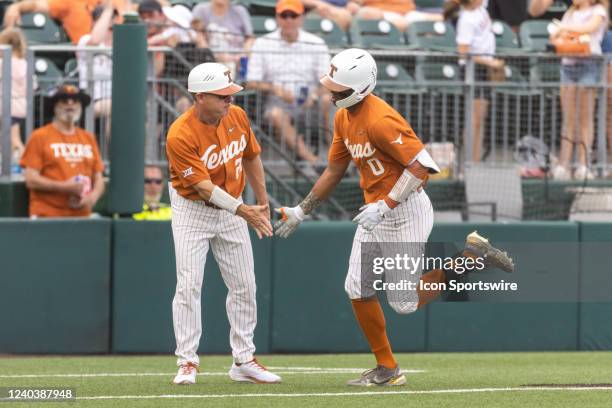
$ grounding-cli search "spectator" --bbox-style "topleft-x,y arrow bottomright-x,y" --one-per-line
246,0 -> 332,168
302,0 -> 353,31
348,0 -> 443,32
192,0 -> 253,77
2,0 -> 128,44
133,164 -> 172,220
488,0 -> 529,32
77,0 -> 119,151
20,84 -> 105,217
444,0 -> 504,163
0,27 -> 32,159
139,1 -> 206,79
550,0 -> 608,180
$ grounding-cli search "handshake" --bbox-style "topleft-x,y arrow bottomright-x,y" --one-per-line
244,200 -> 392,239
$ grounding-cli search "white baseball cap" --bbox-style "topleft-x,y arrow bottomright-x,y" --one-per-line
162,5 -> 192,29
187,62 -> 243,95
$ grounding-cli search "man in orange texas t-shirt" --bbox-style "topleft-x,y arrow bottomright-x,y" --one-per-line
275,48 -> 514,387
20,84 -> 105,217
3,0 -> 128,43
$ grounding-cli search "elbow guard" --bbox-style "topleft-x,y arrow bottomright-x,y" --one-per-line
388,169 -> 423,203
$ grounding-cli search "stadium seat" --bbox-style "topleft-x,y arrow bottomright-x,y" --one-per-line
519,20 -> 555,52
415,61 -> 461,85
64,58 -> 78,80
34,57 -> 64,92
251,15 -> 278,36
405,21 -> 456,52
350,18 -> 406,48
378,63 -> 427,134
415,0 -> 445,9
302,18 -> 348,47
414,61 -> 463,145
18,12 -> 68,44
529,60 -> 561,84
378,62 -> 418,88
492,20 -> 520,53
239,0 -> 276,17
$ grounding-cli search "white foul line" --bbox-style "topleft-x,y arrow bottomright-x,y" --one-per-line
75,387 -> 612,400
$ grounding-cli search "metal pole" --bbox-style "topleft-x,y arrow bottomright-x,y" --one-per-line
464,56 -> 475,163
1,46 -> 12,177
596,56 -> 608,176
25,48 -> 34,142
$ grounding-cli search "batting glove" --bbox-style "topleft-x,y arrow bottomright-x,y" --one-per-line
352,200 -> 392,231
274,206 -> 305,238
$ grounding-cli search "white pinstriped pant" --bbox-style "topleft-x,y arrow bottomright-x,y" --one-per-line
345,190 -> 434,314
169,185 -> 257,366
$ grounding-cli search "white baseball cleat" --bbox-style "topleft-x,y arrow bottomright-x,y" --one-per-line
229,359 -> 282,384
172,363 -> 198,385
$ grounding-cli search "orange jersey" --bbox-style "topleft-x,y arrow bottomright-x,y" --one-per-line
20,123 -> 104,217
328,94 -> 425,204
166,105 -> 261,201
363,0 -> 415,15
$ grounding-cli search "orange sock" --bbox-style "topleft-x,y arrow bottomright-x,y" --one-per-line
417,269 -> 446,309
351,297 -> 397,369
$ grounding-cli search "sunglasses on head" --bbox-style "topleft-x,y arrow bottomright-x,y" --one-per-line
278,12 -> 300,19
144,178 -> 163,185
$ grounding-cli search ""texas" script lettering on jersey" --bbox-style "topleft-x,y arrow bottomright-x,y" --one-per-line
50,143 -> 94,160
200,134 -> 247,170
344,140 -> 376,159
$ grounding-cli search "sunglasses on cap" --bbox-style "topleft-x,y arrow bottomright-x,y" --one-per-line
278,12 -> 301,19
144,178 -> 163,185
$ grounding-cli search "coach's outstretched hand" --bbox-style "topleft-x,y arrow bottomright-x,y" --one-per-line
237,204 -> 273,239
274,206 -> 305,238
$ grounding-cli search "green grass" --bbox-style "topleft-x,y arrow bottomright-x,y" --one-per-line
0,353 -> 611,407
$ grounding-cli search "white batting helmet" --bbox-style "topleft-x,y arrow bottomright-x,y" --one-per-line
320,48 -> 377,109
187,62 -> 243,95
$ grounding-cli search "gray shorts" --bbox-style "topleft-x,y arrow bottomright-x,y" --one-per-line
561,60 -> 601,85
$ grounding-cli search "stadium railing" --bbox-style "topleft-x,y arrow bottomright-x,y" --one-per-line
3,45 -> 611,185
0,45 -> 11,177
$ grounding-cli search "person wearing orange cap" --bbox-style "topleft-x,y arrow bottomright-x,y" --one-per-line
246,0 -> 332,172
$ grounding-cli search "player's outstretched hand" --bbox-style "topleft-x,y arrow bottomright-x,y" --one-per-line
352,200 -> 392,231
274,206 -> 305,239
237,204 -> 273,239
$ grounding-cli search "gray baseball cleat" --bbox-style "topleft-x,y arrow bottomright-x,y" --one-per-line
465,231 -> 515,273
347,365 -> 406,387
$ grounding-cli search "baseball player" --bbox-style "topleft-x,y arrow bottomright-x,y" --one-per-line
274,48 -> 514,386
166,62 -> 280,385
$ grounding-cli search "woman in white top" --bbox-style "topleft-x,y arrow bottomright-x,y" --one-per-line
550,0 -> 608,180
0,27 -> 32,159
444,0 -> 505,162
